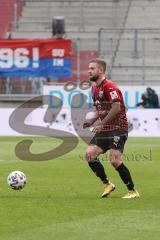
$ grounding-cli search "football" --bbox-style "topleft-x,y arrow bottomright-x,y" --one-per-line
85,111 -> 98,120
7,171 -> 27,190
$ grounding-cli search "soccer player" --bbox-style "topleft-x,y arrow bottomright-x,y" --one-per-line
83,58 -> 139,199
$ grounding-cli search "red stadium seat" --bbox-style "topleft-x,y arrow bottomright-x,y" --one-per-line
0,0 -> 25,37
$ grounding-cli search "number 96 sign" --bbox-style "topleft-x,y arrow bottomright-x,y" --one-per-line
0,39 -> 72,78
0,48 -> 39,68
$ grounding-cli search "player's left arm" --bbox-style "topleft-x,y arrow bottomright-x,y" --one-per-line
101,85 -> 122,125
93,102 -> 120,132
101,101 -> 120,125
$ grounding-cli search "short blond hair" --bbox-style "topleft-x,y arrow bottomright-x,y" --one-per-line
89,58 -> 107,73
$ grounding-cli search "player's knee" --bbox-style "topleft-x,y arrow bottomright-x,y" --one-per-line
109,150 -> 122,168
109,156 -> 116,166
85,149 -> 97,162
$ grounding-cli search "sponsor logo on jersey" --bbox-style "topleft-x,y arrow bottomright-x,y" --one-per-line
110,90 -> 118,100
99,91 -> 104,98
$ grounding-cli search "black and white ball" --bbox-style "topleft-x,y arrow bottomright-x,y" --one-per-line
7,171 -> 26,190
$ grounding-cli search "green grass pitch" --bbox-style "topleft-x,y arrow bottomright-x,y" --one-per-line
0,136 -> 160,240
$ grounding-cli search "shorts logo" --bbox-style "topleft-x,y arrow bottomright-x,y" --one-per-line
113,136 -> 120,147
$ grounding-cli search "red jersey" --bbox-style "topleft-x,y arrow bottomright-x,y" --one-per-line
92,79 -> 128,132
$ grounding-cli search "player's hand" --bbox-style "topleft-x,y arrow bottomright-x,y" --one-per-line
92,124 -> 104,132
83,120 -> 93,129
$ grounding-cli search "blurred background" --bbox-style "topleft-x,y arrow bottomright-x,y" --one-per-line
1,0 -> 160,95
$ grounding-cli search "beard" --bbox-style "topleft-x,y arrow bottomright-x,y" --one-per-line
89,75 -> 99,82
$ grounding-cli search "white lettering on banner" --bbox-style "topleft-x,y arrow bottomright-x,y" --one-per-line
32,48 -> 39,68
53,58 -> 64,66
43,85 -> 160,109
0,48 -> 39,68
52,49 -> 65,57
14,48 -> 29,68
0,48 -> 13,68
0,48 -> 67,69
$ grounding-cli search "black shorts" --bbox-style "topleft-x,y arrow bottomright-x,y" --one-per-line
89,130 -> 128,153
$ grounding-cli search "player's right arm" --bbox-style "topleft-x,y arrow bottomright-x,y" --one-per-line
83,110 -> 99,128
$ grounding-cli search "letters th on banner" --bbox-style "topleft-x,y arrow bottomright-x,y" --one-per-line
0,39 -> 72,78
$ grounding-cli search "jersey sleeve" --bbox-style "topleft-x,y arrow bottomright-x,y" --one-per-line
104,84 -> 122,103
